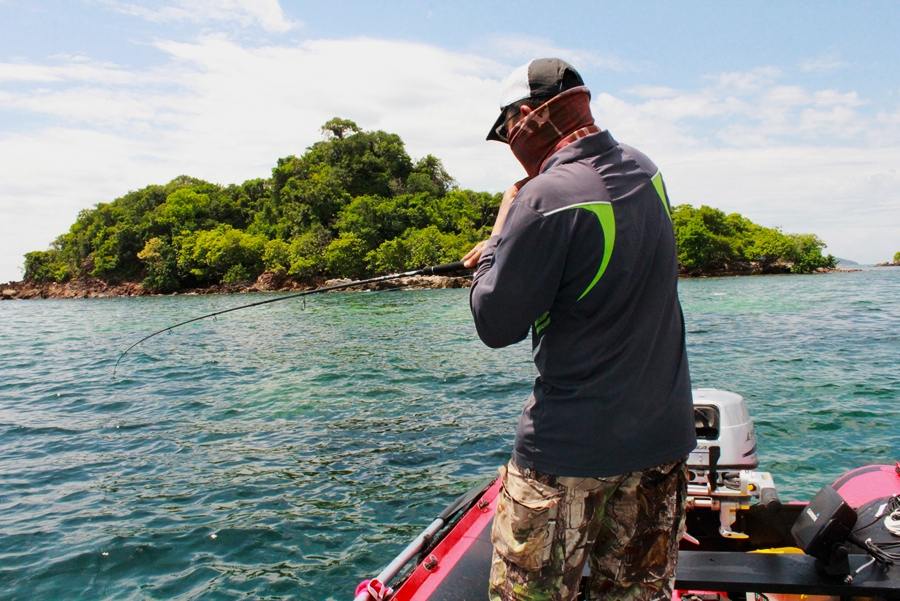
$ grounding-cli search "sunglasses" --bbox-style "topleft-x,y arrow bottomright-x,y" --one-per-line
493,102 -> 524,143
493,96 -> 553,143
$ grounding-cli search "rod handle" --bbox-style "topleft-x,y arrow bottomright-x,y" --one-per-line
422,261 -> 468,275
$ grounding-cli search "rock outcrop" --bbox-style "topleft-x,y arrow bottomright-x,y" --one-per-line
0,278 -> 146,300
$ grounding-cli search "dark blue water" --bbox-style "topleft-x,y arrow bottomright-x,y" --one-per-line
1,269 -> 897,600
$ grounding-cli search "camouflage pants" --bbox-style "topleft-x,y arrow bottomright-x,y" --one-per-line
488,459 -> 688,601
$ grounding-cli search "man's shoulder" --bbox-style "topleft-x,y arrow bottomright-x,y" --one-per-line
615,142 -> 659,177
518,162 -> 608,215
571,131 -> 661,179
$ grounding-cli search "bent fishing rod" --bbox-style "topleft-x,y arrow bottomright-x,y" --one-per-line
113,261 -> 468,376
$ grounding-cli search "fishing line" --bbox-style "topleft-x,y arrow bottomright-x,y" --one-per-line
113,261 -> 468,376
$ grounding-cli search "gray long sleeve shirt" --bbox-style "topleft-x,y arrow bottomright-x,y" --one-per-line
470,130 -> 696,477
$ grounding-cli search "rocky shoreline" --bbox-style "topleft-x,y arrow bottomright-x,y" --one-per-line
1,265 -> 861,301
677,265 -> 859,278
0,272 -> 472,300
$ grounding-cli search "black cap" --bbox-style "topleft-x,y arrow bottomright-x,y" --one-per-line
487,58 -> 585,142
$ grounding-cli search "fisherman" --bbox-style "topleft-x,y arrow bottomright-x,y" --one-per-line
463,58 -> 697,601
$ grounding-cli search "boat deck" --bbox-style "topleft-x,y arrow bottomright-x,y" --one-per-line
392,480 -> 900,600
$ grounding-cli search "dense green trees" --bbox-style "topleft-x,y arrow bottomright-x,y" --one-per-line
22,119 -> 836,290
672,204 -> 835,274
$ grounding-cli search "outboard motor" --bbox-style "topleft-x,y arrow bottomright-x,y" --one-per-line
687,389 -> 778,539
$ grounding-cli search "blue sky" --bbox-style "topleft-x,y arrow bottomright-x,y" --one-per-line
1,0 -> 898,281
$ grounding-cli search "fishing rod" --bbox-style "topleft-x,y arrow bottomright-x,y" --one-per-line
113,261 -> 469,376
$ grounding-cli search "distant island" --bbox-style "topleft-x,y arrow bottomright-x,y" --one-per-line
3,118 -> 837,300
875,252 -> 900,267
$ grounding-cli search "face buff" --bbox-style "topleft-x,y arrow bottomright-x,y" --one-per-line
507,86 -> 596,177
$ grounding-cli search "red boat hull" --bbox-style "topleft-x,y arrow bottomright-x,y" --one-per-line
377,465 -> 900,600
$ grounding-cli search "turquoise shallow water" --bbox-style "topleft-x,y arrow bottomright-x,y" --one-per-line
0,269 -> 898,600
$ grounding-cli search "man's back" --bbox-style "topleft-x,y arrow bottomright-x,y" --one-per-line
470,129 -> 696,477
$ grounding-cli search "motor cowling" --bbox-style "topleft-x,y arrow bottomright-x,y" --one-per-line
690,388 -> 758,472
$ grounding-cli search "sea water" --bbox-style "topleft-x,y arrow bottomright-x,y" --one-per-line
0,269 -> 897,600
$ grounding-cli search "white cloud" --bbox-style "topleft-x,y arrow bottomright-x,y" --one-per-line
763,85 -> 810,108
812,89 -> 864,107
1,42 -> 898,282
627,85 -> 680,99
799,54 -> 849,73
710,66 -> 782,94
0,56 -> 139,85
605,67 -> 889,149
105,0 -> 298,33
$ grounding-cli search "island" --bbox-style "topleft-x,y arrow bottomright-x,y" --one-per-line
2,119 -> 837,300
875,252 -> 900,267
